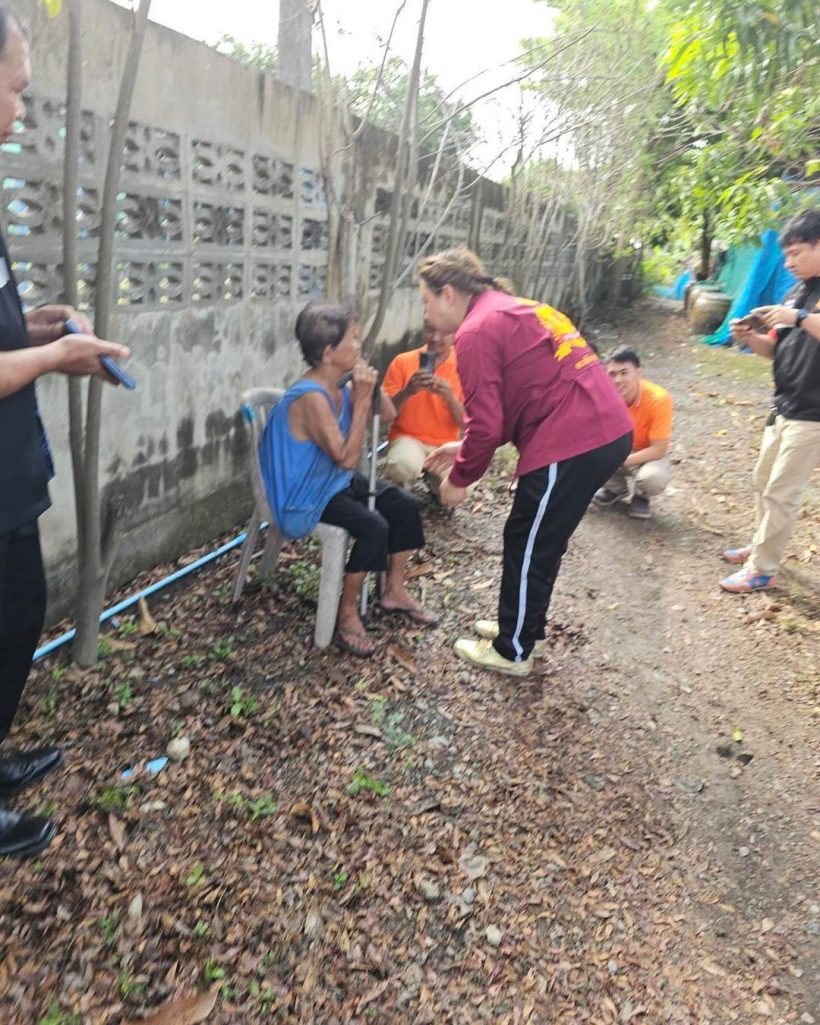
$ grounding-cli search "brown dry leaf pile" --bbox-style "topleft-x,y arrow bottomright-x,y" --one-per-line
2,302 -> 817,1025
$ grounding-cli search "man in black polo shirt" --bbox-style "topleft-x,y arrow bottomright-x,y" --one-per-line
0,7 -> 129,857
721,208 -> 820,592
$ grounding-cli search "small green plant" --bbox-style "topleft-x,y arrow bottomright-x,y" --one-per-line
180,653 -> 205,669
202,957 -> 226,983
97,636 -> 114,658
186,861 -> 205,887
118,968 -> 146,1000
90,785 -> 138,813
98,913 -> 120,947
287,542 -> 321,602
248,795 -> 277,821
213,586 -> 231,604
226,791 -> 247,811
115,680 -> 133,708
347,767 -> 390,798
369,695 -> 388,726
332,869 -> 349,891
117,620 -> 138,639
249,978 -> 275,1008
209,635 -> 235,661
156,621 -> 181,639
192,921 -> 210,939
37,1002 -> 81,1025
38,801 -> 56,819
369,697 -> 414,749
229,685 -> 258,720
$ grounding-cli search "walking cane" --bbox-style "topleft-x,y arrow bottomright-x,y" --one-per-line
359,380 -> 381,619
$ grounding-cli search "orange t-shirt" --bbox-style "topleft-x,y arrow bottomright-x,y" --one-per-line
383,345 -> 464,447
628,378 -> 673,452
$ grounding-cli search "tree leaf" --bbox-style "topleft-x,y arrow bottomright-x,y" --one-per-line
123,988 -> 218,1025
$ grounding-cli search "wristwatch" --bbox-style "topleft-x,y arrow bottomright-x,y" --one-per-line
795,308 -> 810,327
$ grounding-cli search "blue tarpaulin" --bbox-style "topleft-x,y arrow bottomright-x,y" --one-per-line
702,229 -> 795,345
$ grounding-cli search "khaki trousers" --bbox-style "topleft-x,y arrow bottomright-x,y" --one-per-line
748,415 -> 820,575
605,454 -> 671,499
382,436 -> 442,494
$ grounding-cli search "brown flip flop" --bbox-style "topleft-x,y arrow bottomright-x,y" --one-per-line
334,628 -> 376,658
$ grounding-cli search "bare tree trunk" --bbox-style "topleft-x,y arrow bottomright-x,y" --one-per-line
699,210 -> 712,279
63,0 -> 85,552
364,0 -> 430,353
278,0 -> 314,93
72,0 -> 153,667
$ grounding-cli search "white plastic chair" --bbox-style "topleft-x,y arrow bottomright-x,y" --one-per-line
231,386 -> 348,649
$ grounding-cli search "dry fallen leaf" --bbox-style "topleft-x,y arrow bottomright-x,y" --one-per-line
406,561 -> 435,579
289,801 -> 321,834
108,813 -> 126,851
123,987 -> 218,1025
138,596 -> 158,635
387,644 -> 418,674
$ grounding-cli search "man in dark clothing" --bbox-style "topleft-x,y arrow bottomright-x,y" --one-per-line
0,7 -> 129,857
721,208 -> 820,592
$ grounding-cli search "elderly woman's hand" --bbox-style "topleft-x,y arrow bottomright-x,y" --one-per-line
351,362 -> 377,404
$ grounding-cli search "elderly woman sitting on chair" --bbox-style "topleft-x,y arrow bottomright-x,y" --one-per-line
259,302 -> 437,657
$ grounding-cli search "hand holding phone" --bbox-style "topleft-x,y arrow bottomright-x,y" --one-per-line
64,318 -> 137,390
419,350 -> 436,374
734,313 -> 767,333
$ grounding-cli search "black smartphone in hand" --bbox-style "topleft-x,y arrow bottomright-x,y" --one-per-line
419,350 -> 435,374
64,318 -> 137,390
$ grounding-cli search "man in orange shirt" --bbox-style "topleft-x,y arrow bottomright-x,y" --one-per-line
593,348 -> 673,519
382,324 -> 465,495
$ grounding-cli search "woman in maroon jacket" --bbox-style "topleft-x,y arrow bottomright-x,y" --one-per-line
419,247 -> 632,677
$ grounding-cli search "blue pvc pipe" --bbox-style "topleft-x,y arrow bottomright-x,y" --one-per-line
32,440 -> 390,663
33,529 -> 251,662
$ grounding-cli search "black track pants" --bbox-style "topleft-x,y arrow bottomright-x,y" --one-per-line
494,432 -> 632,662
0,521 -> 47,742
320,472 -> 424,573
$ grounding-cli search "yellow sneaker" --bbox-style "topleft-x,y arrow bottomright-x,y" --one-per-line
453,637 -> 533,677
474,620 -> 546,657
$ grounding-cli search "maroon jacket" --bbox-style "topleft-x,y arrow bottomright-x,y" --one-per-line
448,291 -> 632,488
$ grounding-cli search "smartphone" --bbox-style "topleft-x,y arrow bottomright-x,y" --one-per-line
419,350 -> 436,374
735,313 -> 767,332
64,318 -> 137,390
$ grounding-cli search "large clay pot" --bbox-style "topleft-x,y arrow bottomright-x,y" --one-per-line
689,290 -> 732,334
684,281 -> 721,314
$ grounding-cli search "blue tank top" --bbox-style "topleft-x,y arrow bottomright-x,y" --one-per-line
259,379 -> 353,539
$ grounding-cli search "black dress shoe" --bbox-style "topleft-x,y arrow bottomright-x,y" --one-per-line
0,746 -> 63,796
0,806 -> 57,857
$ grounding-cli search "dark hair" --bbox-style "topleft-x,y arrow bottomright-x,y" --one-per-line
780,208 -> 820,248
418,246 -> 515,297
0,6 -> 26,58
606,347 -> 641,368
295,301 -> 356,368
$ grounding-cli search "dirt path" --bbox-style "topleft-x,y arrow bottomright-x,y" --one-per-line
3,301 -> 818,1025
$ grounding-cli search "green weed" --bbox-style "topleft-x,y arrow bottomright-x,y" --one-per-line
348,768 -> 391,798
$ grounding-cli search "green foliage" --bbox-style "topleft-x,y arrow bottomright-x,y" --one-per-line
118,968 -> 146,1000
38,1003 -> 79,1025
347,56 -> 480,156
90,785 -> 138,813
347,767 -> 390,798
98,913 -> 120,947
115,680 -> 133,709
229,685 -> 258,720
215,34 -> 277,75
202,956 -> 226,983
186,861 -> 206,887
209,635 -> 234,661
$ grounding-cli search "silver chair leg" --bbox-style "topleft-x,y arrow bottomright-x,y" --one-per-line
231,506 -> 261,604
314,525 -> 348,649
